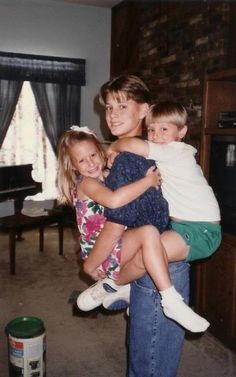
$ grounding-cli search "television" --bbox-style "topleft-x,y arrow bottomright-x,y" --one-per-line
209,135 -> 236,236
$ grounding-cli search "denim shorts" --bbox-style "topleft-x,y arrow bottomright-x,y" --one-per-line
171,220 -> 222,262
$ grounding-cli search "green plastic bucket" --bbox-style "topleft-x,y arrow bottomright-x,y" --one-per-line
6,316 -> 46,377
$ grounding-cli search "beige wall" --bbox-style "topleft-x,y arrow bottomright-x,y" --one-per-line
0,0 -> 112,140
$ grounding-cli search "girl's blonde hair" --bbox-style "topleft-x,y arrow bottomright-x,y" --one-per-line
146,102 -> 187,129
56,129 -> 106,206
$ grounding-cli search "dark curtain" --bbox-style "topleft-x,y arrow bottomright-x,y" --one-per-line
0,80 -> 23,146
30,82 -> 81,153
0,52 -> 85,85
0,51 -> 85,152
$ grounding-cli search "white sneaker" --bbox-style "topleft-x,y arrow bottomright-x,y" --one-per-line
77,278 -> 110,311
102,283 -> 130,311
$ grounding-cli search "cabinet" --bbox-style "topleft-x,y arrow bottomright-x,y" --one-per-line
195,68 -> 236,351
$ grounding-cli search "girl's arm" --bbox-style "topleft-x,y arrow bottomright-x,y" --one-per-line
79,166 -> 158,209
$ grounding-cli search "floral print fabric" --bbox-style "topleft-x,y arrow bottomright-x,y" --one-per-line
74,197 -> 121,280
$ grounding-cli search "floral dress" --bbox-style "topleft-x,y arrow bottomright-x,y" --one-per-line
74,196 -> 122,280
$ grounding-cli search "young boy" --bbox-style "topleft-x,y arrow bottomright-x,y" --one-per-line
107,101 -> 221,270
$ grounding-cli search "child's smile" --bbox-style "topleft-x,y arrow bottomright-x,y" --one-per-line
105,94 -> 148,138
147,122 -> 186,144
70,140 -> 104,180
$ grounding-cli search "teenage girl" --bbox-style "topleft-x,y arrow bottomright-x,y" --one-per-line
57,125 -> 210,332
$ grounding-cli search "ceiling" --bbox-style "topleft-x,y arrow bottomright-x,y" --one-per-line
63,0 -> 122,8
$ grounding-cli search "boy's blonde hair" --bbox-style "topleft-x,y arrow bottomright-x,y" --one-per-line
146,102 -> 187,129
56,129 -> 106,206
99,74 -> 151,106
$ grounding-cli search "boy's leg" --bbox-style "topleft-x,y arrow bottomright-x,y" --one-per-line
117,225 -> 169,289
79,220 -> 164,313
128,262 -> 189,377
104,226 -> 210,332
100,226 -> 158,311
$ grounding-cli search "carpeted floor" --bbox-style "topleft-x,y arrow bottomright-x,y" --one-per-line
0,227 -> 235,377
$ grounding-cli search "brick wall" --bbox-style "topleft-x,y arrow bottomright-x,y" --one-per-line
137,1 -> 231,150
112,1 -> 234,151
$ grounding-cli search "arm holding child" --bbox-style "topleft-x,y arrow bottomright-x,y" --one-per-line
78,164 -> 158,208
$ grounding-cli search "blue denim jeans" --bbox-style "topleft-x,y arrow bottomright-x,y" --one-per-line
128,261 -> 190,377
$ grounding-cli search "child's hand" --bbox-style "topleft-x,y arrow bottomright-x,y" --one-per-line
106,148 -> 119,169
146,166 -> 162,187
89,268 -> 106,281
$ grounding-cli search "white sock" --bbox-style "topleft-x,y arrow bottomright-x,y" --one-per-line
160,286 -> 210,333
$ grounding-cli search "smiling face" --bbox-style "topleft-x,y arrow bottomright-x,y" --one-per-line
70,139 -> 105,180
147,120 -> 187,144
104,93 -> 149,138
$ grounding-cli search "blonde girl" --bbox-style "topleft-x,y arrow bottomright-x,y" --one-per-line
57,126 -> 159,307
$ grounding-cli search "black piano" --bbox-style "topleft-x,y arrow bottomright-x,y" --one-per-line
0,164 -> 42,214
0,164 -> 64,274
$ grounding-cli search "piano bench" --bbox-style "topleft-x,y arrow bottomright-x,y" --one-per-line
0,209 -> 64,275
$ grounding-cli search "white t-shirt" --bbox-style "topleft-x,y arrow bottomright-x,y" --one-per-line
147,141 -> 221,222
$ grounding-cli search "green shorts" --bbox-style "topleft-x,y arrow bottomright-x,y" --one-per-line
170,220 -> 222,262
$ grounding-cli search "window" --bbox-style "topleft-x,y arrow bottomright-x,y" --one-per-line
0,51 -> 85,204
0,82 -> 58,200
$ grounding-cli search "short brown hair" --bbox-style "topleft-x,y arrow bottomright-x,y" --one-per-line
146,101 -> 187,129
99,74 -> 151,105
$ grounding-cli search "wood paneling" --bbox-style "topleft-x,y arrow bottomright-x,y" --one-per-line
197,68 -> 236,352
111,1 -> 140,76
